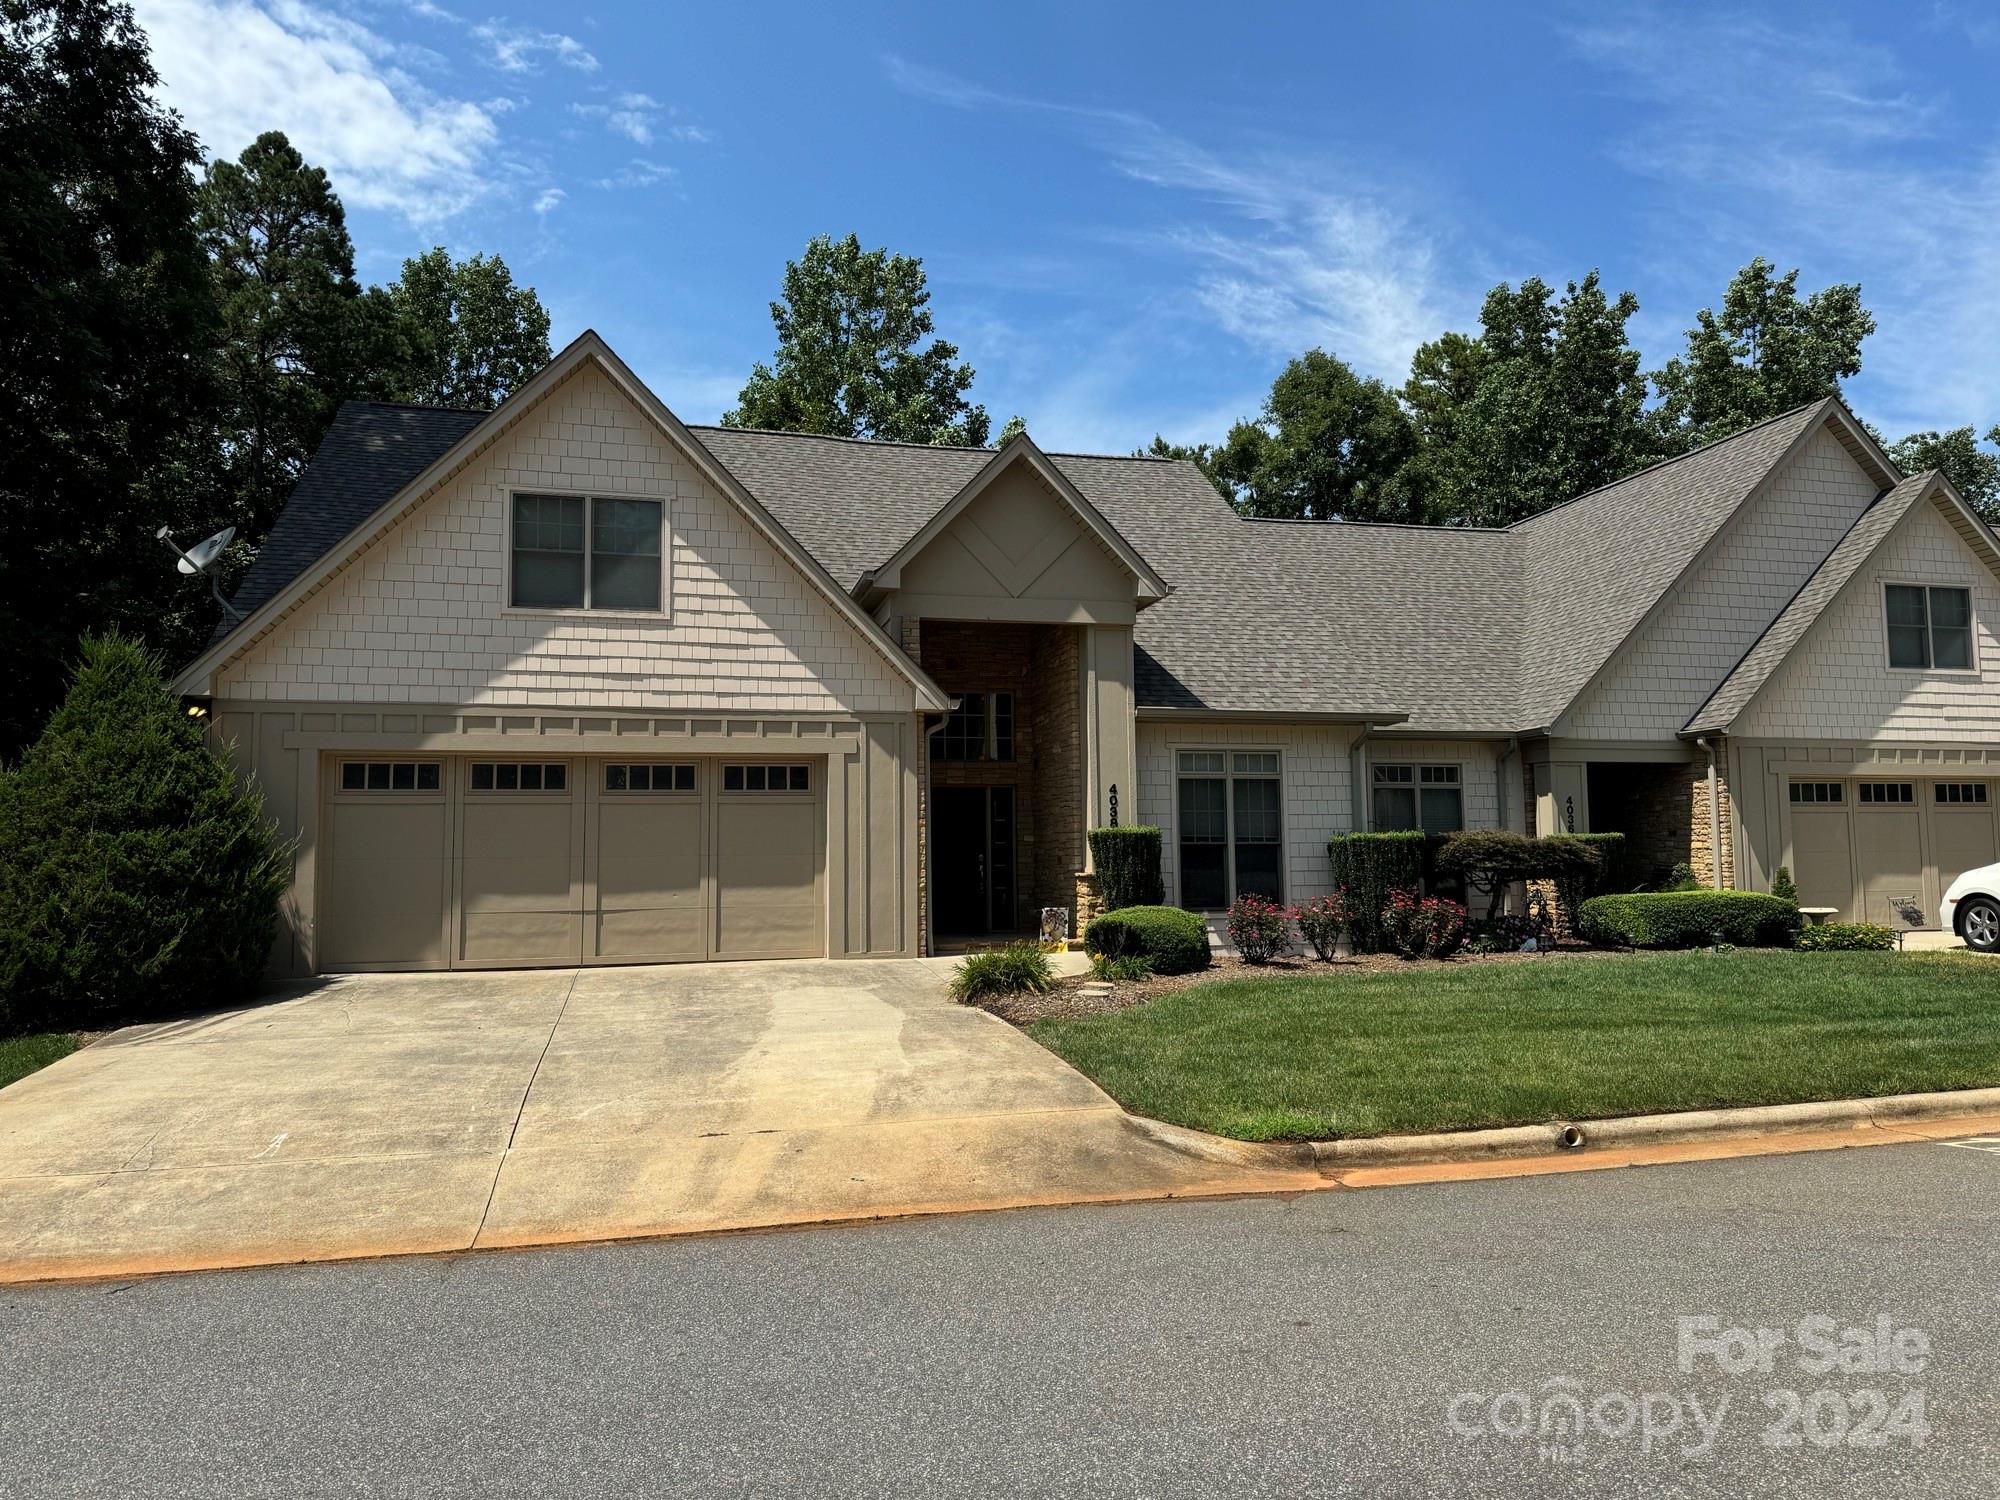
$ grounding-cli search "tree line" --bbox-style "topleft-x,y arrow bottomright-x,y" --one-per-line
1,0 -> 552,756
1145,262 -> 2000,530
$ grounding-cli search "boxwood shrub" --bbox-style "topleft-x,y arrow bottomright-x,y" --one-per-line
1575,890 -> 1801,950
1083,904 -> 1211,975
1327,832 -> 1428,953
1796,921 -> 1897,952
1086,825 -> 1164,911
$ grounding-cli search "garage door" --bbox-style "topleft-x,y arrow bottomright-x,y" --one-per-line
323,759 -> 449,969
1786,776 -> 1996,928
320,755 -> 823,970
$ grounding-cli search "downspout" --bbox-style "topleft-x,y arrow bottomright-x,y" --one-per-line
1696,736 -> 1723,890
1349,723 -> 1385,831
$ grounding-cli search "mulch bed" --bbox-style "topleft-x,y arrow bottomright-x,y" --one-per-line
976,945 -> 1616,1026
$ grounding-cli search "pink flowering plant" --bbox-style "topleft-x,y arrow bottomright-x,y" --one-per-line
1226,893 -> 1295,964
1295,893 -> 1347,961
1379,888 -> 1469,960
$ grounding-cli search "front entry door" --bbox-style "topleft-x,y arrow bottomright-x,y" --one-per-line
933,786 -> 1015,934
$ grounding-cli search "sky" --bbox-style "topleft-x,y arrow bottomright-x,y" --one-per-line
132,0 -> 2000,454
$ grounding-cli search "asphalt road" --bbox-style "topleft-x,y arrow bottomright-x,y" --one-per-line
5,1140 -> 1998,1499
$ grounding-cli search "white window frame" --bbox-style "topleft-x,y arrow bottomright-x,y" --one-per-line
1881,580 -> 1977,676
504,487 -> 671,619
1368,760 -> 1466,834
1171,746 -> 1285,911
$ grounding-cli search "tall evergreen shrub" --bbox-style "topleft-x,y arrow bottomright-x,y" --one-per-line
0,636 -> 291,1032
1087,825 -> 1164,911
1327,832 -> 1428,953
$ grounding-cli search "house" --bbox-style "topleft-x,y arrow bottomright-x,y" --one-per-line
171,331 -> 2000,974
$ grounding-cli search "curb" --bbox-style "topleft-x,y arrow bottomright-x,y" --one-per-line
1124,1086 -> 2000,1173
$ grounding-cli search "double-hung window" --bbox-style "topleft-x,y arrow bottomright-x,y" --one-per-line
1176,751 -> 1283,909
1372,764 -> 1463,833
511,493 -> 664,612
1885,584 -> 1973,671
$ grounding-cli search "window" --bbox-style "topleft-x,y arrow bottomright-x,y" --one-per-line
1886,584 -> 1974,671
722,764 -> 810,793
604,763 -> 695,793
339,761 -> 439,792
934,692 -> 1015,762
470,762 -> 569,792
1372,763 -> 1464,834
510,493 -> 663,612
1788,781 -> 1845,804
1936,782 -> 1990,805
1858,781 -> 1914,805
1175,750 -> 1283,908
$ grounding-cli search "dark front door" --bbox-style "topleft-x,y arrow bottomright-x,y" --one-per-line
933,786 -> 1015,934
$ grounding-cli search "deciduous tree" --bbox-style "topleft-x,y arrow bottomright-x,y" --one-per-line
385,247 -> 552,409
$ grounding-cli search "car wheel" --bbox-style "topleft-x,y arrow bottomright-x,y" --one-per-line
1962,897 -> 2000,953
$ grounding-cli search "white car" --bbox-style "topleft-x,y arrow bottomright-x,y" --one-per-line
1941,866 -> 2000,953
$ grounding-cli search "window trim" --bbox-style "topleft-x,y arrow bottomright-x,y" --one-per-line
466,761 -> 572,795
603,762 -> 698,795
335,759 -> 442,796
1881,580 -> 1978,676
1368,759 -> 1467,835
719,763 -> 813,796
1170,744 -> 1285,911
503,487 -> 671,619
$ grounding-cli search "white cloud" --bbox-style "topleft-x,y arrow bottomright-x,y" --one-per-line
472,19 -> 596,74
572,93 -> 710,149
594,158 -> 675,191
882,56 -> 1457,379
532,186 -> 565,215
136,0 -> 500,223
1567,7 -> 2000,435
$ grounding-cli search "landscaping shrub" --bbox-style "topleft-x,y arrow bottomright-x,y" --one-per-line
1295,893 -> 1347,961
1379,889 -> 1468,959
1771,866 -> 1799,903
1438,830 -> 1607,920
1084,905 -> 1212,976
1466,908 -> 1554,955
1226,894 -> 1293,964
1089,952 -> 1153,982
1797,921 -> 1896,952
1576,890 -> 1801,950
1546,832 -> 1625,925
1328,832 -> 1428,953
950,942 -> 1055,1002
1086,825 -> 1164,911
1663,862 -> 1702,892
0,636 -> 291,1034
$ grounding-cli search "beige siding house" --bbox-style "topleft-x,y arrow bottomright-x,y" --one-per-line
173,331 -> 2000,974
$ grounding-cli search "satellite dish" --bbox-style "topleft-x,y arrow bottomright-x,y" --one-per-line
176,526 -> 235,576
155,524 -> 245,621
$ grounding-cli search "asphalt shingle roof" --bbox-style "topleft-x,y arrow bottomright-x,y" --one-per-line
225,399 -> 1859,735
220,402 -> 486,635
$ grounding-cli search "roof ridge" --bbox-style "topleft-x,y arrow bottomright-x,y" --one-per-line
1238,515 -> 1510,535
688,422 -> 1182,464
1506,399 -> 1829,532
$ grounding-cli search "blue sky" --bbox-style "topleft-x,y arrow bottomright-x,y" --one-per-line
135,0 -> 2000,453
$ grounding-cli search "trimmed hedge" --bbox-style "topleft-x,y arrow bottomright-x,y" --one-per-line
1084,905 -> 1211,975
1797,921 -> 1897,952
1576,890 -> 1801,950
1545,832 -> 1625,928
1328,832 -> 1428,953
1087,825 -> 1164,911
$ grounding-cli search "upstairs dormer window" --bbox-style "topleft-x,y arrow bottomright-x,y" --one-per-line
1885,584 -> 1973,671
511,493 -> 664,612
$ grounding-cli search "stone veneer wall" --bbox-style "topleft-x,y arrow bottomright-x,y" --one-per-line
1690,747 -> 1736,889
1584,757 -> 1736,891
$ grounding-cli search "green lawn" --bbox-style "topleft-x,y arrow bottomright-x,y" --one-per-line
1029,951 -> 2000,1141
0,1033 -> 78,1091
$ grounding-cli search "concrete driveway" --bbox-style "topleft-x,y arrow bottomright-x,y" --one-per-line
0,961 -> 1312,1282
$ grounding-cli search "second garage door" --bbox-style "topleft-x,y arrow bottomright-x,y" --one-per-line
323,755 -> 824,970
1786,777 -> 1996,927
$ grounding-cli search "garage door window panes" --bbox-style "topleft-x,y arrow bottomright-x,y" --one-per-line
469,762 -> 568,792
723,764 -> 809,792
1858,782 -> 1914,805
605,763 -> 695,793
340,761 -> 440,792
1372,764 -> 1464,834
1937,783 -> 1990,804
510,493 -> 664,612
1886,584 -> 1974,670
1176,750 -> 1283,909
1789,782 -> 1845,804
